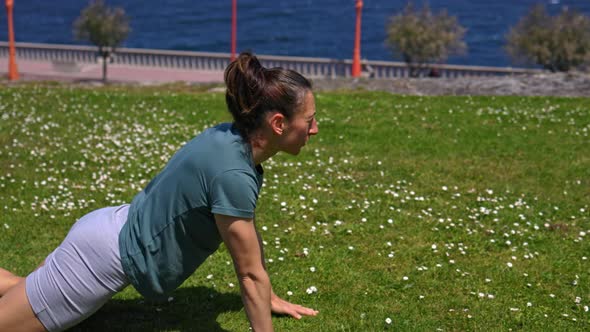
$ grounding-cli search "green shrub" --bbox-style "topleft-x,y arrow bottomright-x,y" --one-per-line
385,2 -> 467,77
73,0 -> 130,82
506,4 -> 590,72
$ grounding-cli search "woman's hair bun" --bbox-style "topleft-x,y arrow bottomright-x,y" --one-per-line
224,51 -> 312,140
224,52 -> 265,116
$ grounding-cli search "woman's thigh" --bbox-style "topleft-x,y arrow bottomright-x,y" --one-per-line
23,205 -> 130,332
0,280 -> 46,332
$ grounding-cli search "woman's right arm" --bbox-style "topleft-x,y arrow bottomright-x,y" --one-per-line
215,214 -> 273,332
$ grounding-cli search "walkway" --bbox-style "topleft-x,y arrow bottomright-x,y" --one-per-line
0,59 -> 225,84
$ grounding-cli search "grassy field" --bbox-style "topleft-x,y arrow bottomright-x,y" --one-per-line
0,85 -> 588,331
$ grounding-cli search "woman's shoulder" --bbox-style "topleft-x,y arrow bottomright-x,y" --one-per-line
182,123 -> 236,148
196,122 -> 240,142
182,123 -> 251,169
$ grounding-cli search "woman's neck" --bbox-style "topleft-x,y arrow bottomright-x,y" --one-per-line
249,133 -> 278,165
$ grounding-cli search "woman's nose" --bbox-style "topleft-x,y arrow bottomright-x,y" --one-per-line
309,119 -> 318,135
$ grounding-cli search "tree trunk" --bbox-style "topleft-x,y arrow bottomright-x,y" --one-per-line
102,54 -> 108,83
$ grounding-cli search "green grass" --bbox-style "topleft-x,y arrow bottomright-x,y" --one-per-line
1,85 -> 589,331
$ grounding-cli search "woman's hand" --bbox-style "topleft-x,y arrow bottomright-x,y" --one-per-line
271,292 -> 319,319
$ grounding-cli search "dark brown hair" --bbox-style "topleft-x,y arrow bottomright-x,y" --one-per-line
224,52 -> 312,140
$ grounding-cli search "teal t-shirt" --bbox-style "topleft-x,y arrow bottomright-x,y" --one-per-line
119,123 -> 264,299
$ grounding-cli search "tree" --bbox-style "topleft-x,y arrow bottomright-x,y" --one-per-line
73,0 -> 130,83
385,3 -> 466,77
506,4 -> 590,72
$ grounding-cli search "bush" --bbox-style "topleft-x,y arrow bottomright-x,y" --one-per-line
385,3 -> 467,77
506,4 -> 590,72
73,0 -> 130,82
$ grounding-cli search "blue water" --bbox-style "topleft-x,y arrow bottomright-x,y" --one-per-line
1,0 -> 590,67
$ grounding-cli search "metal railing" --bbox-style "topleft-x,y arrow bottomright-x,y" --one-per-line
0,41 -> 544,78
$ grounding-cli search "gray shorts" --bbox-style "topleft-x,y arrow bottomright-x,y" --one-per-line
25,205 -> 130,332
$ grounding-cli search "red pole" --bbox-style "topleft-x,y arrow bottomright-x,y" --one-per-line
351,0 -> 363,77
231,0 -> 237,61
5,0 -> 19,80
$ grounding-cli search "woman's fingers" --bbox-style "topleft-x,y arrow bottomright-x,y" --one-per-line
289,309 -> 302,320
293,304 -> 315,314
271,296 -> 319,319
296,305 -> 319,317
284,303 -> 319,318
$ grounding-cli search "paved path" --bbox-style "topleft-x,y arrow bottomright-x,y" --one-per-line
4,58 -> 588,97
0,59 -> 224,84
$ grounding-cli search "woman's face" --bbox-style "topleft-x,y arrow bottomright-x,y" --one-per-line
280,90 -> 318,155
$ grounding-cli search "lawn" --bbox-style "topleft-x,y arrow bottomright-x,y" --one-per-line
0,85 -> 588,331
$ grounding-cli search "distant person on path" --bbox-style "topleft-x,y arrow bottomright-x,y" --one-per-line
0,52 -> 319,332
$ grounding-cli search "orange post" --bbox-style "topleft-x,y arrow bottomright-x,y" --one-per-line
231,0 -> 237,61
351,0 -> 363,77
5,0 -> 19,80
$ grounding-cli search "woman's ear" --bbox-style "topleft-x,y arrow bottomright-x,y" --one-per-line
268,112 -> 287,136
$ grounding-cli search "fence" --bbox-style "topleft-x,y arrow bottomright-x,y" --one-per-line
0,41 -> 544,79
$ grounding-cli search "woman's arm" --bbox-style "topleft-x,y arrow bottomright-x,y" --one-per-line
253,222 -> 319,319
215,214 -> 273,332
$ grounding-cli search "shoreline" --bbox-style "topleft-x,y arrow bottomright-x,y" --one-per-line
2,70 -> 589,97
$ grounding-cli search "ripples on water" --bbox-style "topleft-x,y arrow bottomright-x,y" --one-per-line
1,0 -> 589,66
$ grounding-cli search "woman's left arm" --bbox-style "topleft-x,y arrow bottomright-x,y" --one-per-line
254,225 -> 319,319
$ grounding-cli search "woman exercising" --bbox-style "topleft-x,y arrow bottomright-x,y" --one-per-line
0,51 -> 319,332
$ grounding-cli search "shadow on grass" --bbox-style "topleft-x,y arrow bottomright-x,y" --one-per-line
70,286 -> 242,332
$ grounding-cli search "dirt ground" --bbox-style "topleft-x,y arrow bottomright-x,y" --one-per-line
311,71 -> 590,97
3,70 -> 589,97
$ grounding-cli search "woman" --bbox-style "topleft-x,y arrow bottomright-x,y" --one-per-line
0,52 -> 319,332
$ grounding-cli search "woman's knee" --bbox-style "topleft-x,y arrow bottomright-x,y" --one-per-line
0,280 -> 47,332
0,268 -> 24,296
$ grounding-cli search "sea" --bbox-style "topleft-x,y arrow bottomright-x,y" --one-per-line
1,0 -> 590,67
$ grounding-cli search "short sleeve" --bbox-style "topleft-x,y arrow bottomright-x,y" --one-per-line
210,169 -> 259,219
